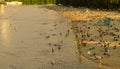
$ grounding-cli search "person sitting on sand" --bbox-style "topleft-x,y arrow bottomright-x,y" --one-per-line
104,48 -> 110,56
92,52 -> 98,60
113,45 -> 116,49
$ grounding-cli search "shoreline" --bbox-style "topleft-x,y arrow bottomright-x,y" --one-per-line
44,5 -> 120,68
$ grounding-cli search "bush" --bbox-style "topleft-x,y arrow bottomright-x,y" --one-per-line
5,0 -> 56,5
56,0 -> 120,10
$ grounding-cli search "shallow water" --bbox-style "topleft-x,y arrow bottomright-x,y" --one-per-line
0,5 -> 68,69
0,5 -> 112,69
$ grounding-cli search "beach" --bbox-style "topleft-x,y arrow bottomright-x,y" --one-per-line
0,5 -> 113,69
45,5 -> 120,68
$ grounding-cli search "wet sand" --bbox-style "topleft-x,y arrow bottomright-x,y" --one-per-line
0,5 -> 112,69
45,5 -> 120,69
72,21 -> 120,68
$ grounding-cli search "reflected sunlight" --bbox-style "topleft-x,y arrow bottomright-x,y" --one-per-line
0,4 -> 5,14
0,19 -> 10,45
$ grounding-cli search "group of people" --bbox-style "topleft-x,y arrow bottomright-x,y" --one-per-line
47,22 -> 71,66
71,17 -> 120,62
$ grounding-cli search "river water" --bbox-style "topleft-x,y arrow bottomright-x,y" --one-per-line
0,5 -> 67,69
0,5 -> 112,69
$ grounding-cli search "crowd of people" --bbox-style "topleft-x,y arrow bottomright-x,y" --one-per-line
60,8 -> 120,68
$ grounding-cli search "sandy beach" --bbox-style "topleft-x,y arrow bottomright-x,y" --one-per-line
45,5 -> 120,69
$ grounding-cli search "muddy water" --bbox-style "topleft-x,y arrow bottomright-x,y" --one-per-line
0,5 -> 112,69
0,5 -> 71,69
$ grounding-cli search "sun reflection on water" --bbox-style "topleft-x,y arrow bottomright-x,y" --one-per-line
0,4 -> 5,14
0,19 -> 10,46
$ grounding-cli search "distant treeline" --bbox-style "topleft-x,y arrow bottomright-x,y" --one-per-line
56,0 -> 120,10
5,0 -> 56,4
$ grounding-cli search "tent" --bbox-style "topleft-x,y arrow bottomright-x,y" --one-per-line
96,17 -> 111,26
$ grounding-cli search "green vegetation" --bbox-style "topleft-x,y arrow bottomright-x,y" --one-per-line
5,0 -> 56,5
56,0 -> 120,10
3,0 -> 120,10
